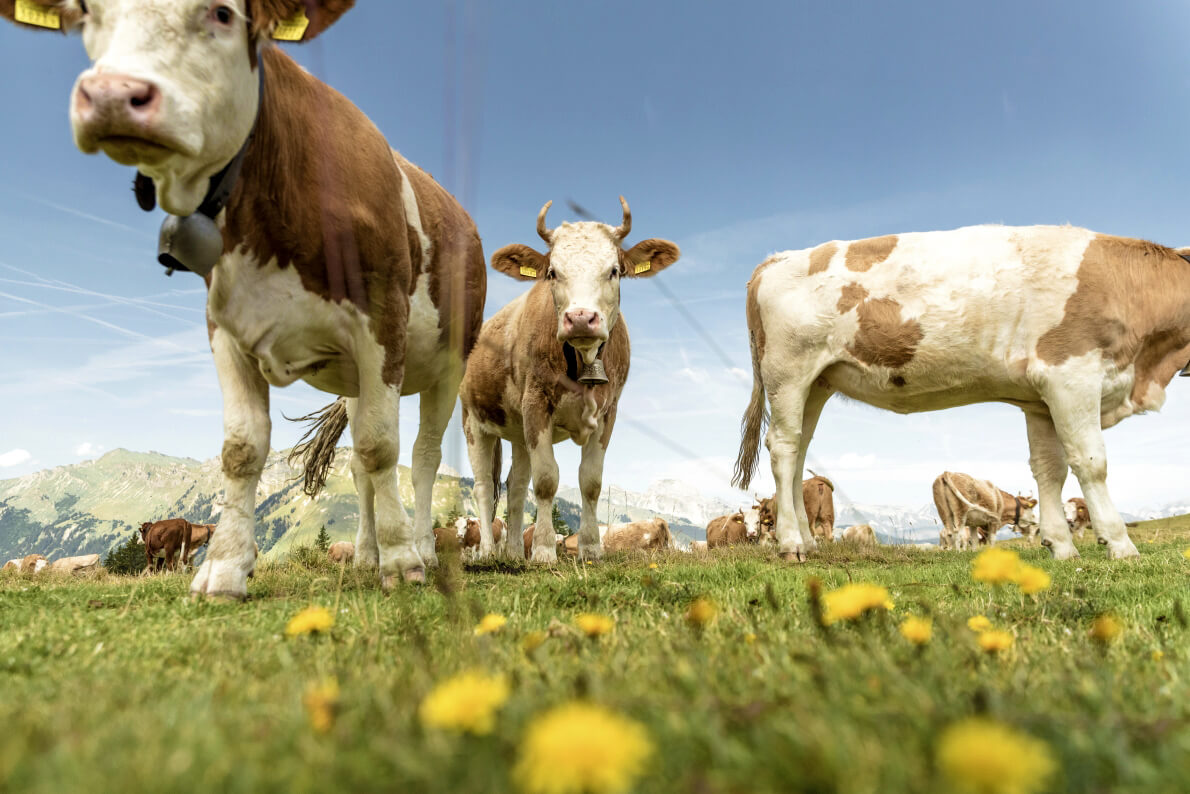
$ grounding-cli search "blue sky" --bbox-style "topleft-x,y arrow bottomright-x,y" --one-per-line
2,1 -> 1190,512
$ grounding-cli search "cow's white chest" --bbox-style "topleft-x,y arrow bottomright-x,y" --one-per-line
208,248 -> 369,396
403,273 -> 448,395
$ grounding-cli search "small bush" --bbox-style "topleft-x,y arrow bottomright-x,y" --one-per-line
103,532 -> 146,575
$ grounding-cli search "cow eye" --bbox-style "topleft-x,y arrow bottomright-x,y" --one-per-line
545,268 -> 556,281
211,3 -> 234,25
609,267 -> 619,280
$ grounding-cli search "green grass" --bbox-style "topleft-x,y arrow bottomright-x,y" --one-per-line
2,532 -> 1188,793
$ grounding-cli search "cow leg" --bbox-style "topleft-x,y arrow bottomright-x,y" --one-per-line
347,412 -> 380,572
1024,411 -> 1079,559
1043,391 -> 1138,559
191,331 -> 269,600
410,374 -> 460,567
766,381 -> 824,561
528,427 -> 569,561
463,412 -> 499,559
572,427 -> 607,563
503,440 -> 531,560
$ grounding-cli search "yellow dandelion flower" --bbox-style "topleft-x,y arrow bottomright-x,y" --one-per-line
648,563 -> 658,570
575,613 -> 615,638
302,677 -> 340,734
1089,614 -> 1123,645
285,605 -> 334,637
967,616 -> 993,632
899,616 -> 932,645
821,583 -> 893,625
418,671 -> 510,736
685,597 -> 718,628
475,613 -> 508,636
971,548 -> 1022,585
744,632 -> 757,645
1013,564 -> 1051,595
514,702 -> 653,794
1182,548 -> 1190,560
937,717 -> 1056,794
1151,649 -> 1165,662
522,631 -> 547,654
978,630 -> 1014,653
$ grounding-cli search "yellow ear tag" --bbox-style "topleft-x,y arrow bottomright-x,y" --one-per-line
272,10 -> 310,41
519,265 -> 538,278
634,261 -> 651,275
15,0 -> 61,29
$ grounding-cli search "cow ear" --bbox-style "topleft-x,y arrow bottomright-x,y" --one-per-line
491,243 -> 547,282
1,1 -> 83,32
250,0 -> 354,42
622,239 -> 680,278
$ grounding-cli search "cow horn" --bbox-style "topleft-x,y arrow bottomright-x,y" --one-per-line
537,200 -> 554,245
612,195 -> 631,241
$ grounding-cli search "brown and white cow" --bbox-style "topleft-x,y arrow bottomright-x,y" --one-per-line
49,554 -> 101,575
2,2 -> 485,598
749,477 -> 833,546
932,472 -> 1039,550
840,523 -> 877,546
735,226 -> 1189,561
460,516 -> 504,553
706,511 -> 750,547
602,518 -> 673,553
140,518 -> 193,572
521,524 -> 568,559
1065,497 -> 1092,538
459,199 -> 680,562
327,541 -> 355,564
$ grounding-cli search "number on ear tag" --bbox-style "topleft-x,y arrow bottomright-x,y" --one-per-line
634,261 -> 651,275
15,0 -> 61,29
272,10 -> 310,41
519,265 -> 538,278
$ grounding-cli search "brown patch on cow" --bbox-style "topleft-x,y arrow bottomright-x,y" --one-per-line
847,297 -> 923,369
807,242 -> 837,275
836,282 -> 869,313
706,512 -> 748,548
1036,235 -> 1190,406
844,235 -> 898,272
600,400 -> 618,450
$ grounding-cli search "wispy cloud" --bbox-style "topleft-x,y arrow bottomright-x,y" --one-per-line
0,449 -> 32,467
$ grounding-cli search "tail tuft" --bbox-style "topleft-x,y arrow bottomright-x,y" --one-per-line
287,398 -> 350,497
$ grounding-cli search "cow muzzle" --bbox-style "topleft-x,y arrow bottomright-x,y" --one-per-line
72,73 -> 178,165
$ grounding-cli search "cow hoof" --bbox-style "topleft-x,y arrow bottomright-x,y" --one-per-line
191,590 -> 247,603
530,547 -> 558,564
1106,539 -> 1140,560
1043,542 -> 1080,560
778,551 -> 807,563
354,556 -> 380,573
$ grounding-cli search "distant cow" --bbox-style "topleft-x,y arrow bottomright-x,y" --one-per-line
460,517 -> 504,552
706,511 -> 750,547
11,555 -> 48,574
140,519 -> 195,572
932,473 -> 1039,550
433,527 -> 461,554
49,554 -> 101,575
690,540 -> 709,553
841,524 -> 878,546
603,518 -> 673,553
734,226 -> 1186,561
459,198 -> 681,563
751,476 -> 835,547
327,542 -> 355,564
184,523 -> 216,565
1065,497 -> 1093,539
2,559 -> 19,572
524,524 -> 570,558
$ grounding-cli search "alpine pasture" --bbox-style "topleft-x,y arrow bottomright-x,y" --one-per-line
2,522 -> 1188,794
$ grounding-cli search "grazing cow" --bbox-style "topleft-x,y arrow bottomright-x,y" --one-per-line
749,478 -> 833,546
2,3 -> 486,598
16,555 -> 48,574
841,524 -> 878,546
327,541 -> 355,564
140,519 -> 194,572
433,527 -> 460,554
706,511 -> 750,548
460,517 -> 504,552
932,473 -> 1039,550
1065,497 -> 1093,538
49,554 -> 101,575
690,540 -> 709,553
602,518 -> 673,553
2,559 -> 19,572
734,226 -> 1189,561
459,198 -> 680,562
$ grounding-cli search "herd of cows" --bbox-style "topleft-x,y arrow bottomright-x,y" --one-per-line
3,2 -> 1186,600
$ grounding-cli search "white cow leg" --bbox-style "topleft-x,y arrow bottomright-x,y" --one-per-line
410,373 -> 460,567
792,386 -> 831,549
348,444 -> 379,571
462,411 -> 499,559
529,427 -> 571,561
503,440 -> 531,560
1024,410 -> 1078,559
1045,387 -> 1138,559
766,382 -> 813,561
191,330 -> 269,600
573,426 -> 608,563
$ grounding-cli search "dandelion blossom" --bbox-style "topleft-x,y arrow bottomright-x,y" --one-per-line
514,702 -> 653,794
971,548 -> 1022,585
648,563 -> 659,570
302,678 -> 340,734
937,717 -> 1055,794
685,598 -> 718,628
1013,564 -> 1051,595
522,631 -> 547,654
1151,649 -> 1165,662
575,613 -> 615,638
419,671 -> 510,735
967,616 -> 993,632
1089,614 -> 1123,645
978,630 -> 1014,653
821,583 -> 894,625
899,616 -> 932,645
285,605 -> 334,637
1183,548 -> 1190,560
475,613 -> 508,636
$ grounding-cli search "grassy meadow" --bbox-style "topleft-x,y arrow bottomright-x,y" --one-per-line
1,521 -> 1188,794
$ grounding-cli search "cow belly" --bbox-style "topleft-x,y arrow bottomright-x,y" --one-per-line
821,362 -> 1043,414
401,273 -> 453,396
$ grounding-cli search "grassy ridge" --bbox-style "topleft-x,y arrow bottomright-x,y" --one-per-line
1,535 -> 1188,793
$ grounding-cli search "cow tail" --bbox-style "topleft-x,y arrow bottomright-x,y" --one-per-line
287,398 -> 350,497
491,441 -> 503,519
732,295 -> 768,489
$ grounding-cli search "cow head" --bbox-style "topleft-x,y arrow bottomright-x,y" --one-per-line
2,1 -> 353,215
490,198 -> 680,368
742,507 -> 760,540
1015,495 -> 1039,538
139,521 -> 152,537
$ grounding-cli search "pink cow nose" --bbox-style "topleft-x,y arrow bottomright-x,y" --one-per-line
75,74 -> 162,127
563,309 -> 602,336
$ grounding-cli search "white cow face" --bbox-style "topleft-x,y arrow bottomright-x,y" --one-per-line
1063,500 -> 1078,527
490,198 -> 680,366
1017,497 -> 1039,537
742,507 -> 760,540
3,1 -> 352,216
